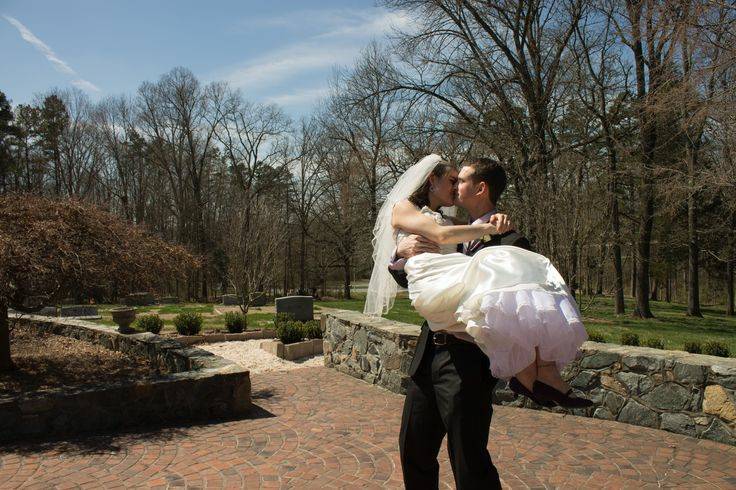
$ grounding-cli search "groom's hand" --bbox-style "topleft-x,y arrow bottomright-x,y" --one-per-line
489,213 -> 512,234
396,235 -> 440,258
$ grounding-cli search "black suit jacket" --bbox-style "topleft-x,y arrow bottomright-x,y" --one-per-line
389,230 -> 531,377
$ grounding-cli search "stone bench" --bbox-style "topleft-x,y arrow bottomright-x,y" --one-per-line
322,310 -> 736,446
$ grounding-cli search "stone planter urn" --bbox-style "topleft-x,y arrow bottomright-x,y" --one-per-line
111,307 -> 136,334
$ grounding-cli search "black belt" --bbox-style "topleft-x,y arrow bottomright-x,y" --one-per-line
431,331 -> 474,347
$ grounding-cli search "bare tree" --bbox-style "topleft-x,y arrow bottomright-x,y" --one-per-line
604,0 -> 688,317
226,195 -> 284,320
572,8 -> 632,313
324,43 -> 404,225
137,67 -> 226,298
290,118 -> 328,293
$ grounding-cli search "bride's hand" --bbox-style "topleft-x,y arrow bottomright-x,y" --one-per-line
489,213 -> 512,234
482,222 -> 499,236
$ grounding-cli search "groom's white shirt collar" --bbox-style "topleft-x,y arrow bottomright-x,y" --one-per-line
469,209 -> 497,225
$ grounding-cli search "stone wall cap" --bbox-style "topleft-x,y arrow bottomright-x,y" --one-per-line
324,310 -> 420,338
581,340 -> 736,368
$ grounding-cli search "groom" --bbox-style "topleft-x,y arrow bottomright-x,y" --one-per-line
389,158 -> 530,489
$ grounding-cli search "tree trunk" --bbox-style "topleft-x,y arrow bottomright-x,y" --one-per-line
728,258 -> 734,317
634,176 -> 655,318
631,244 -> 637,299
299,229 -> 306,295
606,131 -> 625,314
629,5 -> 655,319
650,276 -> 659,302
665,267 -> 672,303
687,146 -> 702,316
729,214 -> 735,316
0,303 -> 13,372
596,245 -> 604,296
343,257 -> 351,300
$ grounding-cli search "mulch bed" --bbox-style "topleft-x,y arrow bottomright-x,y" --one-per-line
1,323 -> 170,398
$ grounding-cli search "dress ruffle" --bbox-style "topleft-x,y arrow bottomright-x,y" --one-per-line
405,246 -> 588,379
457,285 -> 587,379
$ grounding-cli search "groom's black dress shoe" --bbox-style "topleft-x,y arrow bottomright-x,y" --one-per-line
532,380 -> 594,409
508,377 -> 555,407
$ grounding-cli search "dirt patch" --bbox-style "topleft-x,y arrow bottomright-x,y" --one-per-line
0,323 -> 169,398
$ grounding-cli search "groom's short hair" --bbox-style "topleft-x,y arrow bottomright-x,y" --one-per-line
466,157 -> 507,205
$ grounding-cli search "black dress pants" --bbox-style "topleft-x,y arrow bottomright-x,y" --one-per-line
399,340 -> 500,490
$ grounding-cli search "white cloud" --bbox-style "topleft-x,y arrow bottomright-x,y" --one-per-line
222,44 -> 355,91
266,86 -> 329,107
217,7 -> 411,93
315,10 -> 412,39
3,15 -> 100,93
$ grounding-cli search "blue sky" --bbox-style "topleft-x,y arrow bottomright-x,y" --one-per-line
2,0 -> 409,116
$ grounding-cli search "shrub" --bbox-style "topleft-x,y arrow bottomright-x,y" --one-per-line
277,320 -> 304,345
683,341 -> 702,354
274,312 -> 293,330
586,331 -> 605,343
703,341 -> 730,358
643,337 -> 665,349
620,332 -> 640,346
223,312 -> 246,333
301,320 -> 322,340
136,314 -> 164,334
174,312 -> 203,335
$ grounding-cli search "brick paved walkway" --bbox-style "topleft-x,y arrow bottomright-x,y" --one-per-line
2,366 -> 736,489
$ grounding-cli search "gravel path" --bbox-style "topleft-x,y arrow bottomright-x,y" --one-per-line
199,340 -> 324,374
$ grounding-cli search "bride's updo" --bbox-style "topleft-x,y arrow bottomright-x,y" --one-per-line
408,160 -> 455,209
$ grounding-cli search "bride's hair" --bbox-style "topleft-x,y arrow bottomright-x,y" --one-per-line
407,160 -> 456,209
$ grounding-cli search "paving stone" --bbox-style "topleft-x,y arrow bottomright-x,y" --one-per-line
2,367 -> 736,489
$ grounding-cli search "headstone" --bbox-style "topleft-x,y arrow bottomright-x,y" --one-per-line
60,305 -> 99,317
123,292 -> 155,306
251,292 -> 267,307
158,296 -> 180,304
222,294 -> 241,306
275,296 -> 313,322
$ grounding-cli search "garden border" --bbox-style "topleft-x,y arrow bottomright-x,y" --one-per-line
2,314 -> 251,441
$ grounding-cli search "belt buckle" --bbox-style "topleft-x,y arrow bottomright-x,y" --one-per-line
433,332 -> 447,346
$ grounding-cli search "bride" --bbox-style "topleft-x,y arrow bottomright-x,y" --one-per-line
364,154 -> 591,408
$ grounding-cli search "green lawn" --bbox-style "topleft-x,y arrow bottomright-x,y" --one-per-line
317,294 -> 736,356
91,294 -> 735,356
93,304 -> 273,333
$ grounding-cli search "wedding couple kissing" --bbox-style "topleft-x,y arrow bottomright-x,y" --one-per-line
364,155 -> 591,489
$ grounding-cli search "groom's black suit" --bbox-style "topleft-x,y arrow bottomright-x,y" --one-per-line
390,230 -> 531,490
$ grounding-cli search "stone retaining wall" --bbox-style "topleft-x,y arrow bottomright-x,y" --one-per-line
322,310 -> 736,446
2,315 -> 251,441
322,310 -> 419,394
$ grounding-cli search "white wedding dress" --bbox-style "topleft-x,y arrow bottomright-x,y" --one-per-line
400,206 -> 588,379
